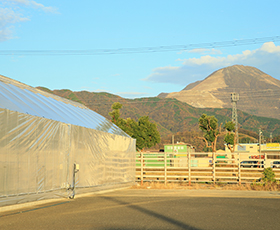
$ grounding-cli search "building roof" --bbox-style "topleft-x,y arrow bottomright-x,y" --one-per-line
0,75 -> 130,137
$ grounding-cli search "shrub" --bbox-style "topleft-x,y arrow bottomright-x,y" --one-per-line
262,168 -> 276,183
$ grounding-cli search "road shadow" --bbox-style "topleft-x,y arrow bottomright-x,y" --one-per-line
99,195 -> 201,230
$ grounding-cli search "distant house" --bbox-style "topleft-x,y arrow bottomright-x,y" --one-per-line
164,143 -> 194,154
225,143 -> 280,159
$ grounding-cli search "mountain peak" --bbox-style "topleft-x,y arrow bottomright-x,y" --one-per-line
159,65 -> 280,119
182,65 -> 280,92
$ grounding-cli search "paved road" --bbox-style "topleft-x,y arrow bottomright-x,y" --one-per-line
0,189 -> 279,230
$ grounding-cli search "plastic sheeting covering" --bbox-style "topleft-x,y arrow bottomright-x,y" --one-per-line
0,108 -> 136,207
0,75 -> 129,136
0,76 -> 136,207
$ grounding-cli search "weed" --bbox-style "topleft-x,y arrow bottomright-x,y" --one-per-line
131,181 -> 280,191
262,167 -> 276,183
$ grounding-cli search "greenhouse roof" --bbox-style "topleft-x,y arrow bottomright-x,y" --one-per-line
0,75 -> 130,137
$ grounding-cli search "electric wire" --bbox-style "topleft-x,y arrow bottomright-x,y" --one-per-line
1,36 -> 280,55
14,35 -> 278,105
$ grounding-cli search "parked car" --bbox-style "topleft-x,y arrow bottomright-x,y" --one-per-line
271,161 -> 280,168
240,161 -> 263,168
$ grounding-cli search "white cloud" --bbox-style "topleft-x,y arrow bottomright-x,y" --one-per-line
187,48 -> 222,55
118,91 -> 146,95
178,48 -> 222,55
111,74 -> 120,77
259,41 -> 280,53
8,0 -> 58,13
145,42 -> 280,86
0,7 -> 29,41
93,89 -> 111,93
0,1 -> 57,42
117,91 -> 148,98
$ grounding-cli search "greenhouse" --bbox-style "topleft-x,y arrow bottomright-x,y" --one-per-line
0,75 -> 136,207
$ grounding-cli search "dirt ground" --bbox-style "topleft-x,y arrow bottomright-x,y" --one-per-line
131,181 -> 280,191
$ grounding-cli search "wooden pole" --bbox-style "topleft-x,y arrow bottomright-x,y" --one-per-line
188,151 -> 191,186
140,153 -> 143,185
238,152 -> 241,185
212,152 -> 215,184
164,152 -> 167,186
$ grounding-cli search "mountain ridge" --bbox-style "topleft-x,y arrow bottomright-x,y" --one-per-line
37,87 -> 280,140
36,64 -> 280,150
159,65 -> 280,119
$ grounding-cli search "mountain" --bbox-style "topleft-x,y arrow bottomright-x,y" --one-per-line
159,65 -> 280,120
37,87 -> 280,143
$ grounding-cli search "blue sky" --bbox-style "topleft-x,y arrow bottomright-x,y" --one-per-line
0,0 -> 280,98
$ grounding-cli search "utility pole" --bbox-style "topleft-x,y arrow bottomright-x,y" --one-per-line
259,129 -> 262,158
231,93 -> 239,144
270,132 -> 273,143
172,135 -> 174,153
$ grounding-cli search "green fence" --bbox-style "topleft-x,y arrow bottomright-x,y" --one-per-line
136,153 -> 172,167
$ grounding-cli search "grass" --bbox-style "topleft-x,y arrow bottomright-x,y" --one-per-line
131,181 -> 280,191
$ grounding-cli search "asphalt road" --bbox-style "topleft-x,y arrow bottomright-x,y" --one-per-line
0,189 -> 279,230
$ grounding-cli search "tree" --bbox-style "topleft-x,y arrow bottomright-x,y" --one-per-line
198,114 -> 222,152
133,116 -> 161,151
109,102 -> 160,151
224,121 -> 237,153
108,102 -> 123,126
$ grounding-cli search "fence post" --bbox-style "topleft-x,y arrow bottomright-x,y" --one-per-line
238,152 -> 241,185
141,152 -> 143,185
164,152 -> 167,186
188,151 -> 191,185
212,152 -> 215,184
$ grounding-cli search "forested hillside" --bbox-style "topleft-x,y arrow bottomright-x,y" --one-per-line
37,87 -> 280,151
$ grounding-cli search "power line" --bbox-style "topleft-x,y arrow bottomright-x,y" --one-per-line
1,36 -> 280,56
